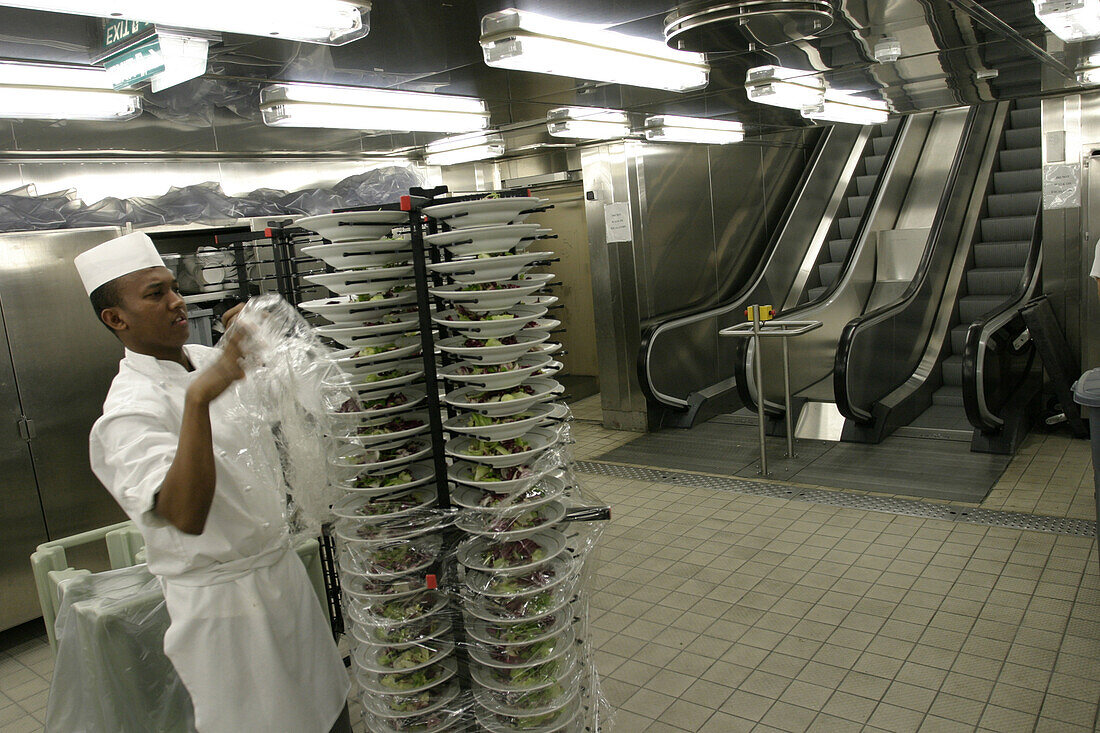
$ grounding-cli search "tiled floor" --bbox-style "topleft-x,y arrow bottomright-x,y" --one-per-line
3,393 -> 1098,732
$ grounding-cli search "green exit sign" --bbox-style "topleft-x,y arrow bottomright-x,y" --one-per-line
102,19 -> 153,53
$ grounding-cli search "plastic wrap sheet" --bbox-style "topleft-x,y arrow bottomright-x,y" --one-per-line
44,564 -> 195,733
224,294 -> 353,535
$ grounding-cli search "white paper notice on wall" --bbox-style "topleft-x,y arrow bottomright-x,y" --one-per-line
604,202 -> 633,243
1043,163 -> 1081,209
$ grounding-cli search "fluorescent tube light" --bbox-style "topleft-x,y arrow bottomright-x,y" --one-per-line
546,107 -> 630,140
1034,0 -> 1100,41
1079,55 -> 1100,84
745,66 -> 824,110
105,31 -> 209,92
0,61 -> 141,120
643,115 -> 744,144
424,131 -> 505,166
260,83 -> 490,133
802,91 -> 889,125
481,8 -> 708,93
0,0 -> 370,45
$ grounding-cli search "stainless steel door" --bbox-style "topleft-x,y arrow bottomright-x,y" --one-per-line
0,227 -> 126,544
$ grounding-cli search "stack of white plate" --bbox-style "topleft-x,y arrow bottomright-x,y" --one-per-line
422,198 -> 587,732
299,211 -> 461,732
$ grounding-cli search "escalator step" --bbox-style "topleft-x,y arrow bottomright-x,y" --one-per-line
942,356 -> 964,387
967,267 -> 1024,295
999,147 -> 1041,171
848,195 -> 869,218
838,216 -> 862,240
829,238 -> 852,261
818,261 -> 843,287
879,119 -> 900,137
993,169 -> 1041,194
856,173 -> 880,197
864,156 -> 885,177
871,136 -> 893,156
951,324 -> 970,355
981,215 -> 1036,242
1013,97 -> 1041,109
959,294 -> 1005,322
1004,127 -> 1041,150
806,285 -> 829,302
974,240 -> 1031,268
1009,107 -> 1040,129
932,386 -> 964,406
986,191 -> 1041,217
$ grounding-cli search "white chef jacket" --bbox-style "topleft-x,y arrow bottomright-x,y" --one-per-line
90,344 -> 349,733
1091,239 -> 1100,279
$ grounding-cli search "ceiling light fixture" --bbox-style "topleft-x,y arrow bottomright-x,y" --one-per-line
873,37 -> 901,63
481,8 -> 709,93
0,0 -> 370,45
802,90 -> 889,125
1033,0 -> 1100,41
745,65 -> 824,110
104,30 -> 211,92
0,60 -> 141,120
260,83 -> 490,133
1079,55 -> 1100,84
424,130 -> 505,166
642,114 -> 744,144
546,107 -> 631,140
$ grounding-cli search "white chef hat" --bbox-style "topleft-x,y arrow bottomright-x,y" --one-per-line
74,232 -> 165,295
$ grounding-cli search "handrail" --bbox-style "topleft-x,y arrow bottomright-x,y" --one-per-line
734,114 -> 913,413
834,104 -> 991,424
637,125 -> 833,409
962,201 -> 1043,431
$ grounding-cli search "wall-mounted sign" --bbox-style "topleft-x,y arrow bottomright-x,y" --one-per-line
102,19 -> 155,54
604,202 -> 633,243
1043,163 -> 1081,210
104,37 -> 165,91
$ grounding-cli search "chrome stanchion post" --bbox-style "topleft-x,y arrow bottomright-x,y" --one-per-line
752,305 -> 768,476
782,336 -> 795,458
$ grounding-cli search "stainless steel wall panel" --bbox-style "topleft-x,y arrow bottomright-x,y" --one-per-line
0,228 -> 127,541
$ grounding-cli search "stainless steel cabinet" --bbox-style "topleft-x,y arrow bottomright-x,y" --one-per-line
0,227 -> 127,631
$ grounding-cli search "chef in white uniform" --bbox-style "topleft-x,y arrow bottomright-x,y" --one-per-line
1091,238 -> 1100,300
75,232 -> 351,733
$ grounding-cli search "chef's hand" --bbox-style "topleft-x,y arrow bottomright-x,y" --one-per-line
221,302 -> 245,329
187,325 -> 251,404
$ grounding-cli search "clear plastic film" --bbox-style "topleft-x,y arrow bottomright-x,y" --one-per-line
44,564 -> 196,733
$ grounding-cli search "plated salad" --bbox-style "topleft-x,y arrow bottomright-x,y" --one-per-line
467,385 -> 536,404
354,495 -> 425,517
356,285 -> 412,303
358,342 -> 398,357
486,616 -> 558,644
495,682 -> 567,711
352,470 -> 412,490
359,417 -> 425,437
484,658 -> 561,688
456,361 -> 517,375
363,368 -> 414,383
377,645 -> 434,671
446,304 -> 515,322
378,661 -> 446,692
487,509 -> 547,534
470,465 -> 534,483
463,336 -> 518,348
361,544 -> 431,574
478,484 -> 550,508
370,617 -> 447,645
464,437 -> 531,457
480,539 -> 546,570
363,392 -> 409,410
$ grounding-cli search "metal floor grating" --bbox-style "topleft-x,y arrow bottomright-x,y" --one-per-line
575,460 -> 1097,537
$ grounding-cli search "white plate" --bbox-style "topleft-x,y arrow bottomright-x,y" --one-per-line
427,252 -> 549,284
357,656 -> 457,696
336,511 -> 444,546
340,571 -> 427,601
332,439 -> 432,474
448,461 -> 552,494
332,486 -> 437,522
523,318 -> 560,334
340,535 -> 441,579
431,305 -> 545,339
332,337 -> 422,370
527,342 -> 562,358
353,614 -> 452,649
444,378 -> 561,416
451,473 -> 567,512
449,229 -> 548,258
330,360 -> 424,392
455,500 -> 566,540
428,273 -> 554,311
297,211 -> 409,242
465,610 -> 573,647
348,590 -> 449,628
457,530 -> 566,574
438,354 -> 552,391
340,462 -> 435,496
315,318 -> 419,347
520,294 -> 558,309
445,428 -> 558,468
464,553 -> 576,600
423,223 -> 540,255
437,332 -> 549,366
340,412 -> 430,448
303,272 -> 414,297
361,675 -> 459,718
473,677 -> 580,718
300,242 -> 410,270
339,389 -> 426,420
422,198 -> 545,229
470,651 -> 576,694
462,581 -> 573,624
475,690 -> 579,733
443,403 -> 557,441
299,295 -> 414,324
467,627 -> 575,671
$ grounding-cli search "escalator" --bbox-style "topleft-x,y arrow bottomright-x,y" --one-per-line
639,117 -> 908,428
829,99 -> 1042,453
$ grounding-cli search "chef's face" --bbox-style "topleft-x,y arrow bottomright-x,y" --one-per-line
103,267 -> 190,350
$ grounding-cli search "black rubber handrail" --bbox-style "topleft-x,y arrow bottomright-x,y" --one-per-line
733,115 -> 910,413
833,105 -> 985,424
962,201 -> 1043,432
636,127 -> 830,409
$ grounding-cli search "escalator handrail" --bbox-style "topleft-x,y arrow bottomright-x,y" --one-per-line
734,115 -> 913,413
637,125 -> 833,409
834,105 -> 987,424
962,201 -> 1043,432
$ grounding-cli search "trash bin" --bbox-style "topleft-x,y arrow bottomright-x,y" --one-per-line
1072,369 -> 1100,574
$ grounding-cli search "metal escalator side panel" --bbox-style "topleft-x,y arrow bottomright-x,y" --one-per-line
638,124 -> 862,410
740,111 -> 938,413
834,103 -> 1008,430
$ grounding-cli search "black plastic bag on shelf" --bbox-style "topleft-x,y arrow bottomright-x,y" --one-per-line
277,187 -> 346,216
334,166 -> 425,208
0,190 -> 70,231
232,188 -> 291,218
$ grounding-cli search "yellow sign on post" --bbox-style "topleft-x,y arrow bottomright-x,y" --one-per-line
744,304 -> 775,321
